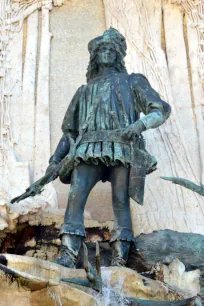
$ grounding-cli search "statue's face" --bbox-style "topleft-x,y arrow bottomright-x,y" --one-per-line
97,43 -> 117,67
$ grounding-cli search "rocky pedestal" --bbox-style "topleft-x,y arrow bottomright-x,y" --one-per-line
129,230 -> 204,272
0,252 -> 202,306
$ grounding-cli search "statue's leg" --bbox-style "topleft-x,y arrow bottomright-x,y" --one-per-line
54,162 -> 103,268
109,164 -> 134,266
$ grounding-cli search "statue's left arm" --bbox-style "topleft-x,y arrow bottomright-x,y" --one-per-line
123,73 -> 171,139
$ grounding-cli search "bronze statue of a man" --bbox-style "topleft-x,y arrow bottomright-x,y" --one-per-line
48,28 -> 171,268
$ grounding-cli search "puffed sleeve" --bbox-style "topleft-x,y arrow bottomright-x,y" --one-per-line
61,85 -> 84,136
130,73 -> 171,129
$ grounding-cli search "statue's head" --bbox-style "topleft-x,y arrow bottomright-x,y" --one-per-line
96,42 -> 117,68
86,27 -> 127,82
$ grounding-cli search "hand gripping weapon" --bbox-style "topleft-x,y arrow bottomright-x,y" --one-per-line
11,101 -> 99,204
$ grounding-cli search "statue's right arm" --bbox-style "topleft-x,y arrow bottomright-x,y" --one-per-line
49,134 -> 70,164
46,85 -> 84,173
45,134 -> 70,174
61,85 -> 84,136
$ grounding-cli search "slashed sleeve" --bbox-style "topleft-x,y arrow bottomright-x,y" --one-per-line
61,85 -> 84,137
131,73 -> 171,129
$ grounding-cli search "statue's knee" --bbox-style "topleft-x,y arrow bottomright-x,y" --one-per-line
113,192 -> 129,210
69,184 -> 87,202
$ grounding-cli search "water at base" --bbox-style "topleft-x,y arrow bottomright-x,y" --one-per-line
46,269 -> 130,306
47,286 -> 62,306
95,269 -> 130,306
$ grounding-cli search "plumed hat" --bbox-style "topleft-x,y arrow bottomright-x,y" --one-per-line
88,27 -> 127,58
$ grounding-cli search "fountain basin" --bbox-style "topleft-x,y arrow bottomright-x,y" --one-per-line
0,254 -> 200,306
0,253 -> 86,284
0,254 -> 97,306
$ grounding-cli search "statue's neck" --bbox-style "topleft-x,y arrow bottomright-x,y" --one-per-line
98,66 -> 117,75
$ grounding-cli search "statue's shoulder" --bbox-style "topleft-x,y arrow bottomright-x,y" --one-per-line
73,84 -> 86,98
129,73 -> 149,87
77,84 -> 86,92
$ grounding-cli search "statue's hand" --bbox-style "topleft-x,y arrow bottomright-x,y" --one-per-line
122,120 -> 146,140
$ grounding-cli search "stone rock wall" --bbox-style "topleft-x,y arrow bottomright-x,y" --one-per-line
0,0 -> 203,236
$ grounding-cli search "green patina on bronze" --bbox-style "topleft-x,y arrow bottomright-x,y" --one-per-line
12,28 -> 171,268
161,176 -> 204,196
12,27 -> 171,206
57,28 -> 171,205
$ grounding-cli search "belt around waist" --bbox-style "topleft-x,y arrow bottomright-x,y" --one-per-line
81,130 -> 132,145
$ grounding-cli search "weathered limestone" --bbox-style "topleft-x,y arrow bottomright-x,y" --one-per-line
102,267 -> 183,301
0,200 -> 48,234
0,281 -> 97,306
30,285 -> 98,306
34,7 -> 51,182
20,11 -> 38,178
0,206 -> 113,241
34,6 -> 58,209
0,254 -> 199,306
163,0 -> 199,175
185,14 -> 204,184
0,254 -> 97,305
156,259 -> 200,298
0,254 -> 87,281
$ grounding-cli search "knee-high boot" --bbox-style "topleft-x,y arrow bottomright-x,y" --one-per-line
110,240 -> 131,267
53,234 -> 82,268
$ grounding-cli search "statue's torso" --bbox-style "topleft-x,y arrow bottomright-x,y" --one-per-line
75,72 -> 138,167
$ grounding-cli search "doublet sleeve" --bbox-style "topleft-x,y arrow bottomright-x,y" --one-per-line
61,85 -> 84,136
131,73 -> 171,129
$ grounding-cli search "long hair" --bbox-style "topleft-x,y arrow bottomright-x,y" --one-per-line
86,47 -> 127,82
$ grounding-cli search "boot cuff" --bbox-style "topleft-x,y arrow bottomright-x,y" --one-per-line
60,222 -> 86,237
110,227 -> 134,243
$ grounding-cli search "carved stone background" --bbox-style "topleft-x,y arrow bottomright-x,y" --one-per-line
0,0 -> 203,236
